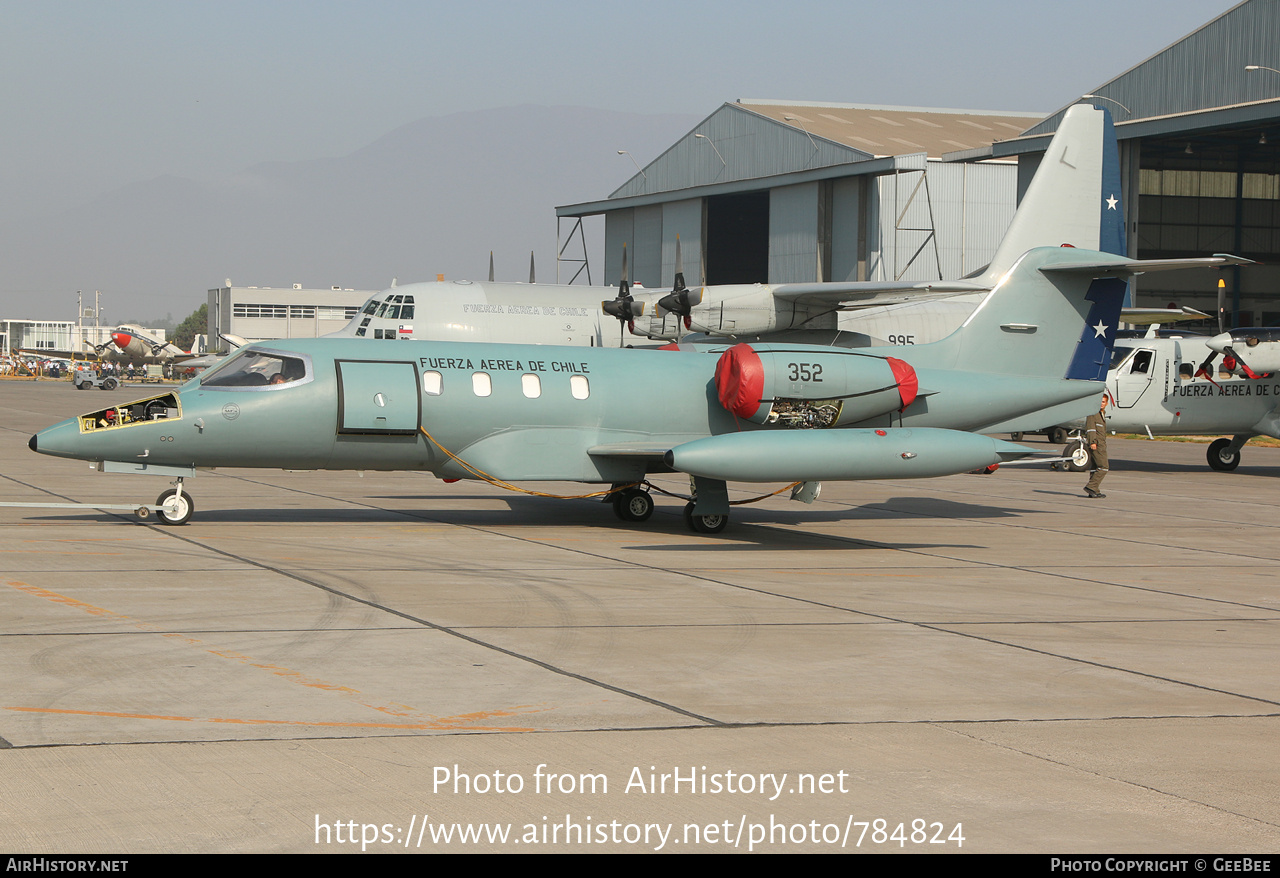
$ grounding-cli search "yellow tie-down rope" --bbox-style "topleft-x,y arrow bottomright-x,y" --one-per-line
419,427 -> 799,505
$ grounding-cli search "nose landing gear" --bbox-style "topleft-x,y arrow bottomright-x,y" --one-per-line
155,479 -> 194,525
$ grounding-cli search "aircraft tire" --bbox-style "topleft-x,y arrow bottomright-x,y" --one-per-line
612,488 -> 654,523
1064,441 -> 1092,472
1009,432 -> 1023,441
683,502 -> 728,534
1048,427 -> 1068,445
102,377 -> 118,391
155,489 -> 194,525
1207,438 -> 1241,472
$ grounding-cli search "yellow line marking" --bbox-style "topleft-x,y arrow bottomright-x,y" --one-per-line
5,579 -> 547,730
3,705 -> 537,731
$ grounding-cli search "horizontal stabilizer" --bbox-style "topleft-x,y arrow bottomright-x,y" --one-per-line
1040,254 -> 1253,276
772,280 -> 989,309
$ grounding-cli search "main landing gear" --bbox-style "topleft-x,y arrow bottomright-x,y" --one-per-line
608,479 -> 732,533
611,487 -> 654,522
1206,436 -> 1245,472
682,503 -> 728,534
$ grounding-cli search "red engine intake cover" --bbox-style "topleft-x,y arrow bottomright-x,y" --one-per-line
714,344 -> 765,419
885,357 -> 918,410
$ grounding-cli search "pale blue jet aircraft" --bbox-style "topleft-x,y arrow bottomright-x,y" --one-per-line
28,106 -> 1244,532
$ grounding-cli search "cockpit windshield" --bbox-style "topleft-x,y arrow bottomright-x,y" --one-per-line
200,348 -> 310,389
1109,345 -> 1136,369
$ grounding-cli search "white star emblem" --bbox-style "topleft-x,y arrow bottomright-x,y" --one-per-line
1105,194 -> 1118,210
1093,321 -> 1108,338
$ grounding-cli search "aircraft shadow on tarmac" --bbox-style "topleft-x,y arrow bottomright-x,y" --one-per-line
20,492 -> 1021,551
1108,455 -> 1280,477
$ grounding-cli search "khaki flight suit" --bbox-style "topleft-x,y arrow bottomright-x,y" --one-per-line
1084,411 -> 1108,494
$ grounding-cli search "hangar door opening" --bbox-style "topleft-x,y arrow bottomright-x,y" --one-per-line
705,192 -> 769,285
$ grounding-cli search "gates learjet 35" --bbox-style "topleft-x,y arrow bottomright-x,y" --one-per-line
27,106 -> 1247,531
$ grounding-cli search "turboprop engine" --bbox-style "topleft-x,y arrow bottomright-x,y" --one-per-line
713,343 -> 918,428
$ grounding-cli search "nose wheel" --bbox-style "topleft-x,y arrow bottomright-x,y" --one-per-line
155,486 -> 194,525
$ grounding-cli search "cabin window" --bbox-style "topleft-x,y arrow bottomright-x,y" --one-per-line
570,375 -> 589,400
1179,363 -> 1194,379
422,371 -> 442,396
521,374 -> 541,398
472,372 -> 492,397
1129,350 -> 1153,374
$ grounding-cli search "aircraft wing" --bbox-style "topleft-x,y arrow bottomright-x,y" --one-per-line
1120,306 -> 1210,325
1039,254 -> 1254,275
769,280 -> 990,310
19,344 -> 107,361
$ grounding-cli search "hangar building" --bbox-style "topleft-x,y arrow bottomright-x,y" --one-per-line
559,0 -> 1280,327
557,103 -> 1042,292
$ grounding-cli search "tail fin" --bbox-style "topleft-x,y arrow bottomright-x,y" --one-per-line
979,104 -> 1125,285
910,246 -> 1127,380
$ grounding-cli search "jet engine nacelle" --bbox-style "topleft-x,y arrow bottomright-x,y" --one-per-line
713,343 -> 918,428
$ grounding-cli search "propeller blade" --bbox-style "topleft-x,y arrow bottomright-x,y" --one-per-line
657,234 -> 699,331
1217,277 -> 1226,335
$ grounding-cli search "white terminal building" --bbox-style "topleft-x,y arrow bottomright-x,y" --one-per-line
207,284 -> 375,349
2,320 -> 165,356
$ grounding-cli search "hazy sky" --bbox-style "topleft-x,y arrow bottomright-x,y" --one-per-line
0,0 -> 1234,318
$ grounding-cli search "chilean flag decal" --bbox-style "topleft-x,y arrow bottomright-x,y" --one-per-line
1065,277 -> 1127,381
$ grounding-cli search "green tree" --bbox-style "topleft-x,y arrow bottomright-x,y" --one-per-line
171,303 -> 208,352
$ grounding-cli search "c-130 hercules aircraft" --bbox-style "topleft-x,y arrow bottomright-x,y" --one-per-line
27,106 -> 1245,532
332,102 -> 1132,350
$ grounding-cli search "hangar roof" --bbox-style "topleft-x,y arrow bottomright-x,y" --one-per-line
736,100 -> 1042,159
557,100 -> 1041,218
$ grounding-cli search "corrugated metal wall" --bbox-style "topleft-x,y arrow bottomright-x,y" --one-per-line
830,177 -> 862,281
610,104 -> 869,200
603,209 -> 633,289
633,205 -> 663,288
661,199 -> 703,287
769,182 -> 820,283
866,160 -> 1015,282
1026,0 -> 1278,137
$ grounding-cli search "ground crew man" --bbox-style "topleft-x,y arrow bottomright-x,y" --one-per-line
1084,394 -> 1109,498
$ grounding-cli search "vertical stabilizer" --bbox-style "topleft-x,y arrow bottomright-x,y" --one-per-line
980,105 -> 1124,284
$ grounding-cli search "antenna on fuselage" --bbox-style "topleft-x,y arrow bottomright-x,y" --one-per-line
489,252 -> 495,283
529,251 -> 536,284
